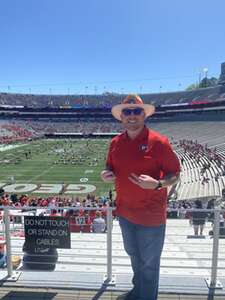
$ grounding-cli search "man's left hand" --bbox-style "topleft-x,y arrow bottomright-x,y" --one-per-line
128,173 -> 159,189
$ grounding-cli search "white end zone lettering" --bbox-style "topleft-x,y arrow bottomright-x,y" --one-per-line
4,183 -> 38,193
0,183 -> 7,188
32,184 -> 62,194
65,184 -> 96,194
0,183 -> 97,194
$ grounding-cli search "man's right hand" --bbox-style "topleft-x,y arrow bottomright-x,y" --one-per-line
101,170 -> 116,183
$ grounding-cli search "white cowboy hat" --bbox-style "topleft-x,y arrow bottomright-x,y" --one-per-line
111,94 -> 155,121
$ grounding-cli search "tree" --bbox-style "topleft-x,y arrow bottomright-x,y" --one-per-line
186,77 -> 218,90
199,77 -> 218,88
186,83 -> 199,91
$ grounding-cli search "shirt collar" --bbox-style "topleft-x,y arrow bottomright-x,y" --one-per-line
124,125 -> 149,142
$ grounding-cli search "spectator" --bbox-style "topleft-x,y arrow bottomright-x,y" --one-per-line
91,211 -> 106,233
191,200 -> 208,236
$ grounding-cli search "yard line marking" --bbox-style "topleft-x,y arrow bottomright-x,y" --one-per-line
27,164 -> 56,183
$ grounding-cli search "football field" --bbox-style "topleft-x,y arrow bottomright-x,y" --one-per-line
0,139 -> 114,197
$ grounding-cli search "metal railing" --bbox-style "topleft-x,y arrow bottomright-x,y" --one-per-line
0,205 -> 225,294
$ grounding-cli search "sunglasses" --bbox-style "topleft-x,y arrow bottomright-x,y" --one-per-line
122,107 -> 144,116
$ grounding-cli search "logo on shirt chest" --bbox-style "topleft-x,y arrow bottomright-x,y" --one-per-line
140,144 -> 149,152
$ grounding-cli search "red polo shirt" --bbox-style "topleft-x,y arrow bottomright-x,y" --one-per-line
106,126 -> 180,226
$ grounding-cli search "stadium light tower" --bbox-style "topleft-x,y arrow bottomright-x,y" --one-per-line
198,70 -> 202,86
203,67 -> 208,88
203,67 -> 208,78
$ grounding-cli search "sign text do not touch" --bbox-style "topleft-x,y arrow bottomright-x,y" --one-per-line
24,216 -> 71,249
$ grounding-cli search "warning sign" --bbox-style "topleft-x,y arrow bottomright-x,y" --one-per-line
24,216 -> 71,249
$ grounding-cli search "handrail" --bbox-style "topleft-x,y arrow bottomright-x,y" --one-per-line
0,205 -> 225,291
210,208 -> 220,289
3,207 -> 13,277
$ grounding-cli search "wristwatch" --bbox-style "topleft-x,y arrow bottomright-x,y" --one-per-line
154,180 -> 163,190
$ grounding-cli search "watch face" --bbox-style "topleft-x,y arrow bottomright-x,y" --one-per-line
155,181 -> 161,190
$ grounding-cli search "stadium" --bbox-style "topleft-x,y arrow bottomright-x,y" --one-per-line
0,61 -> 225,300
1,62 -> 225,200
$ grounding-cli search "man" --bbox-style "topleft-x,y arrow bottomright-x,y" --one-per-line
101,94 -> 180,300
191,200 -> 207,236
91,211 -> 106,233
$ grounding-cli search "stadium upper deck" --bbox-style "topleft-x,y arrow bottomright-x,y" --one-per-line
1,61 -> 225,109
0,84 -> 225,109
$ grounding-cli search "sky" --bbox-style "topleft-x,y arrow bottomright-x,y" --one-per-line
0,0 -> 225,95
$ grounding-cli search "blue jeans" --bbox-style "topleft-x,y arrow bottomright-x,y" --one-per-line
0,253 -> 6,268
119,216 -> 166,300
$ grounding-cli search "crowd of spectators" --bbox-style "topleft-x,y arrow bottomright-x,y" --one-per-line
1,187 -> 225,237
0,120 -> 40,144
0,119 -> 122,143
24,120 -> 121,134
0,92 -> 122,108
0,190 -> 114,233
177,139 -> 225,184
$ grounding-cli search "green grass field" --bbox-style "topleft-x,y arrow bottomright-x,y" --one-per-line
0,139 -> 114,197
